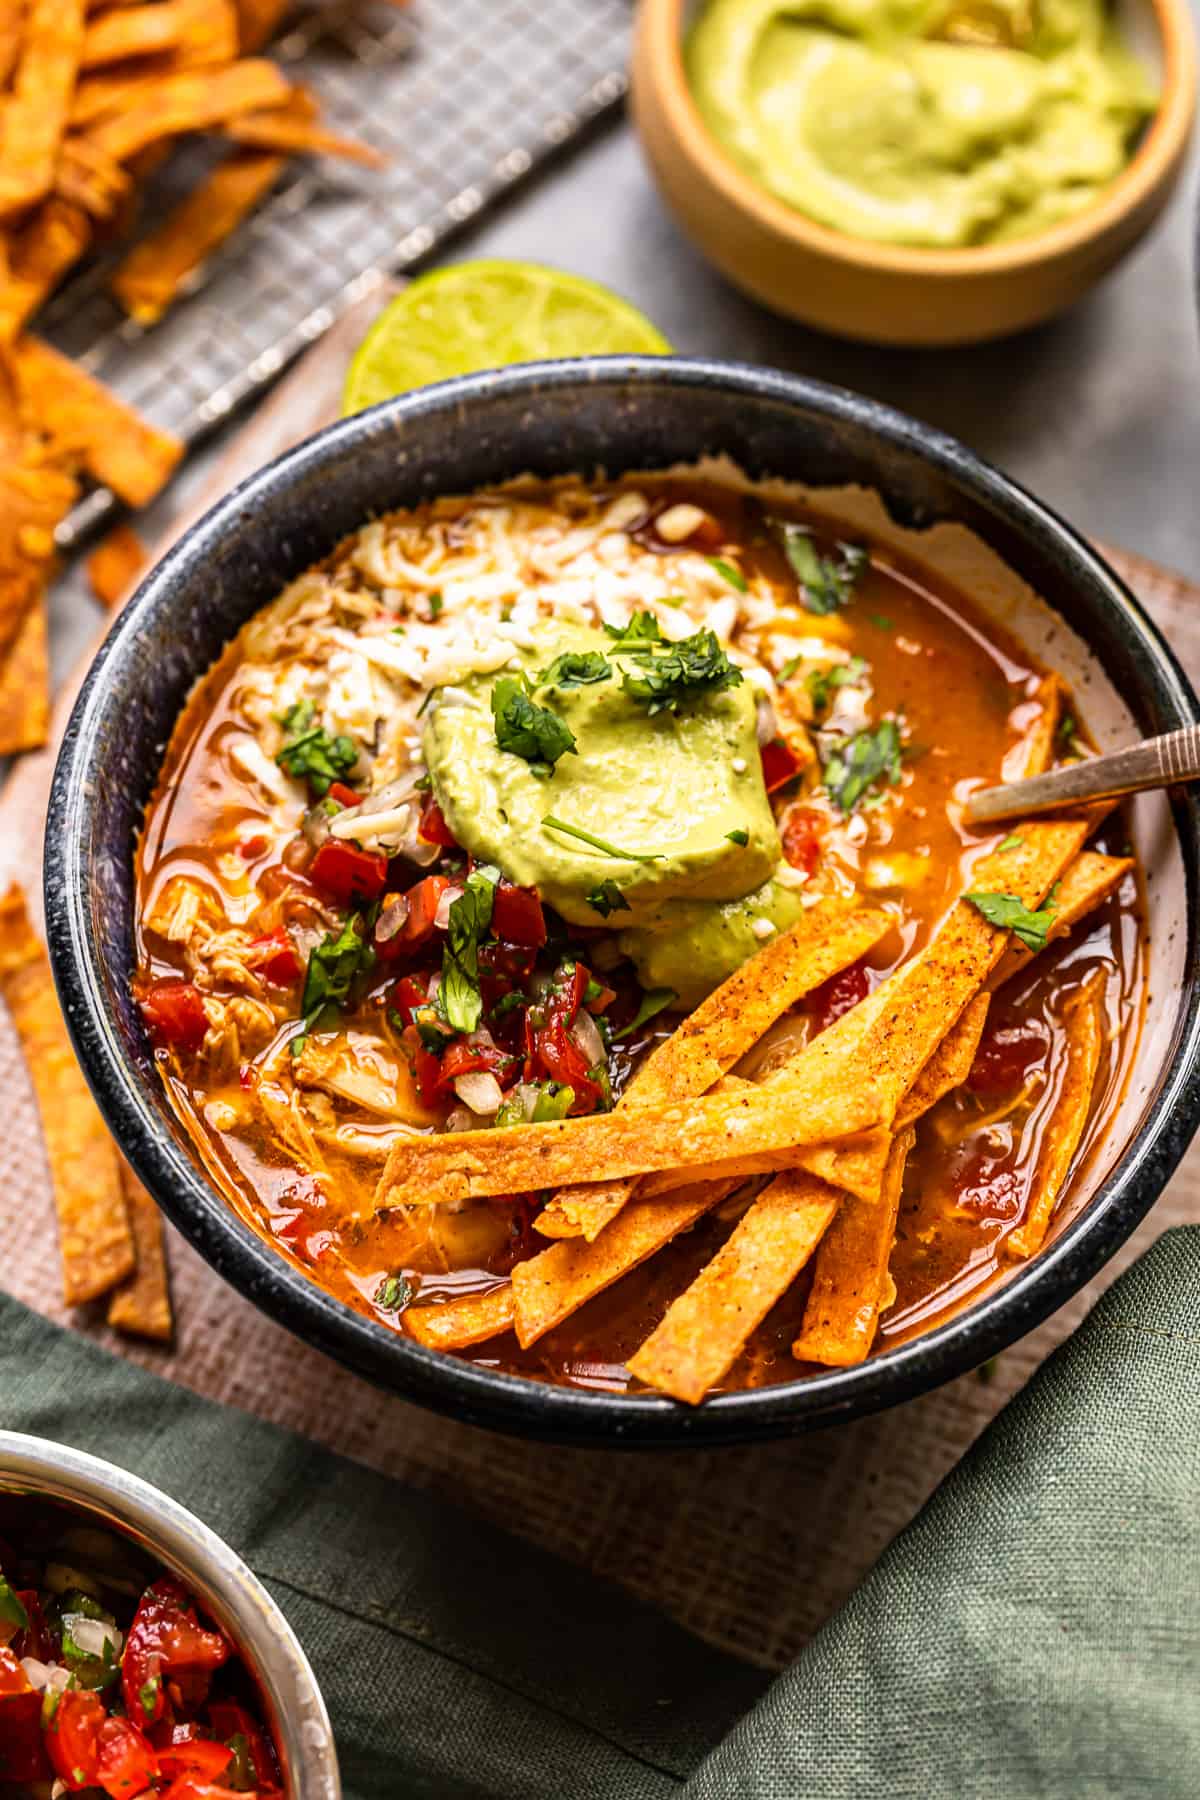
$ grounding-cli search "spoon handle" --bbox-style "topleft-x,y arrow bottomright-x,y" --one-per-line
966,724 -> 1200,825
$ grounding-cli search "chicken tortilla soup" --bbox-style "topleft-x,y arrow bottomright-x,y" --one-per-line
133,475 -> 1143,1404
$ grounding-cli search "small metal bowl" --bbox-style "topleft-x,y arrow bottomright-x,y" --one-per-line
0,1431 -> 340,1798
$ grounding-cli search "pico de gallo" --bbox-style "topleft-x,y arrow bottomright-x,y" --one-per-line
0,1505 -> 281,1797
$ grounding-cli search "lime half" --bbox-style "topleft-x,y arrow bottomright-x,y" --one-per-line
342,260 -> 671,415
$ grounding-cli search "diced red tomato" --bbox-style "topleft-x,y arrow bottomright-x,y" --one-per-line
388,974 -> 432,1026
809,959 -> 871,1036
780,806 -> 823,876
441,1037 -> 515,1086
137,980 -> 208,1053
157,1729 -> 235,1781
310,840 -> 388,906
584,980 -> 616,1014
491,881 -> 547,948
417,791 -> 459,848
760,738 -> 803,793
208,1698 -> 280,1787
237,834 -> 268,861
529,962 -> 603,1111
375,875 -> 450,961
327,782 -> 360,809
45,1688 -> 106,1789
121,1580 -> 230,1729
0,1647 -> 49,1783
247,930 -> 302,987
967,1021 -> 1049,1095
94,1715 -> 159,1799
400,1025 -> 447,1107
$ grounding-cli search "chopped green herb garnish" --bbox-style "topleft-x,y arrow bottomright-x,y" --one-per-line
778,524 -> 866,616
806,656 -> 868,716
965,889 -> 1058,952
613,988 -> 677,1040
439,864 -> 500,1034
543,815 -> 661,862
1058,713 -> 1078,749
374,1273 -> 413,1311
822,719 -> 903,813
493,1094 -> 527,1127
427,591 -> 444,620
709,556 -> 748,593
224,1732 -> 258,1789
490,989 -> 529,1018
274,701 -> 358,797
491,675 -> 577,774
725,828 -> 749,845
537,650 -> 612,689
586,879 -> 631,918
391,623 -> 406,636
531,1082 -> 575,1122
997,833 -> 1024,852
0,1575 -> 28,1632
602,611 -> 664,655
299,912 -> 373,1026
870,613 -> 893,631
620,628 -> 742,716
140,1677 -> 160,1721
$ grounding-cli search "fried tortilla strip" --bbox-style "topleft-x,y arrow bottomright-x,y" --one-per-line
404,1284 -> 515,1352
1003,672 -> 1064,782
992,852 -> 1133,987
894,992 -> 991,1130
55,137 -> 131,219
0,0 -> 86,222
376,1076 -> 888,1213
85,58 -> 291,160
0,199 -> 92,341
86,522 -> 148,607
627,1171 -> 841,1404
106,1164 -> 173,1342
0,886 -> 133,1304
635,1124 -> 892,1207
512,1180 -> 738,1350
0,439 -> 77,665
72,0 -> 244,130
791,1129 -> 916,1369
82,0 -> 217,66
1007,969 -> 1106,1260
235,0 -> 291,50
0,3 -> 27,88
14,336 -> 182,507
537,903 -> 892,1241
0,597 -> 49,755
223,102 -> 387,168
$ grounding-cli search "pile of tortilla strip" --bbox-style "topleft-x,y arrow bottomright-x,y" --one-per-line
379,678 -> 1130,1403
0,884 -> 172,1341
0,0 -> 392,756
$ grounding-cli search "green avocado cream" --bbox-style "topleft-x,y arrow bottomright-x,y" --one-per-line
686,0 -> 1156,248
423,624 -> 798,1004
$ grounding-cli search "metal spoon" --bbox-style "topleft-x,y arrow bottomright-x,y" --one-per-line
965,724 -> 1200,824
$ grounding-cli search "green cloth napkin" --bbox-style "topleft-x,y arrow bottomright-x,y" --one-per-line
3,1226 -> 1199,1798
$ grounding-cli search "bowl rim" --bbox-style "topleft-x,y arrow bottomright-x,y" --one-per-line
44,354 -> 1200,1448
0,1429 -> 340,1798
635,0 -> 1198,276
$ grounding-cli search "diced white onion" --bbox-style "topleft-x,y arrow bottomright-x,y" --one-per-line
64,1614 -> 123,1660
751,917 -> 776,940
569,1008 -> 606,1071
453,1071 -> 505,1116
21,1658 -> 70,1694
655,503 -> 709,544
375,895 -> 410,943
435,885 -> 463,931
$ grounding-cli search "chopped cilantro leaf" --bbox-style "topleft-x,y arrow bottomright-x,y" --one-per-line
965,889 -> 1058,952
140,1677 -> 160,1721
779,524 -> 866,615
0,1576 -> 28,1632
997,833 -> 1024,852
806,656 -> 867,716
870,613 -> 893,631
375,1273 -> 413,1311
300,912 -> 373,1025
586,879 -> 632,918
427,591 -> 443,620
603,611 -> 663,655
620,628 -> 742,716
275,700 -> 359,797
709,556 -> 748,593
543,815 -> 661,862
822,719 -> 903,813
439,865 -> 500,1034
726,828 -> 749,845
538,650 -> 612,689
613,988 -> 677,1040
491,675 -> 577,773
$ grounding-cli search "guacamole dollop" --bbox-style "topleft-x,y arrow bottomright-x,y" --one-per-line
686,0 -> 1156,248
423,623 -> 796,1004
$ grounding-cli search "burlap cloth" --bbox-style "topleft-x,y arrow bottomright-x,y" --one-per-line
2,313 -> 1197,1673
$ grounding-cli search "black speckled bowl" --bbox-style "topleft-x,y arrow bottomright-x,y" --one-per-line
45,359 -> 1200,1447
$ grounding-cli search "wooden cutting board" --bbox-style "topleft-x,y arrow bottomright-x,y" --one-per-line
1,307 -> 1197,1674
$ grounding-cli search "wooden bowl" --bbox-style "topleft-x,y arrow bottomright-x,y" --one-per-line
631,0 -> 1197,345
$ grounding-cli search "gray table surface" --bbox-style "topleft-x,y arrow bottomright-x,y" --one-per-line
47,111 -> 1200,689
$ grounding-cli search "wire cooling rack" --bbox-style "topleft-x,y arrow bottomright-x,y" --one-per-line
51,0 -> 633,547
